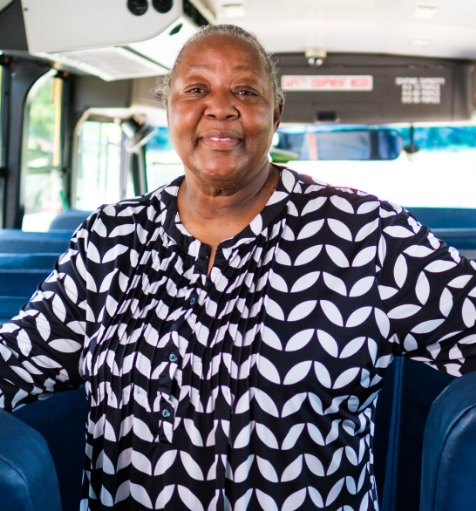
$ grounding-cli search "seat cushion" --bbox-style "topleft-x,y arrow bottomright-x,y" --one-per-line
0,408 -> 62,511
421,370 -> 476,511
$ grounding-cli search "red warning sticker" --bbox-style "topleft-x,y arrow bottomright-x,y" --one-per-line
282,75 -> 373,91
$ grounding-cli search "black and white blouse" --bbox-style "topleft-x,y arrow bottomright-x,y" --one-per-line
1,167 -> 476,511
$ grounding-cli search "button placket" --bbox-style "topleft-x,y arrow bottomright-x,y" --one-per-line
189,292 -> 198,307
156,288 -> 202,443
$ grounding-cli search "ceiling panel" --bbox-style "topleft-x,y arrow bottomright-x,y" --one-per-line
0,0 -> 13,13
213,0 -> 476,59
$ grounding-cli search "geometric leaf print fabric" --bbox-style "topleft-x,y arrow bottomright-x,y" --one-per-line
1,167 -> 476,511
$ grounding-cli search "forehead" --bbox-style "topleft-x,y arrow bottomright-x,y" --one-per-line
174,34 -> 267,78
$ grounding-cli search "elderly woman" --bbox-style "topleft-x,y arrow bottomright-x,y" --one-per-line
2,24 -> 476,511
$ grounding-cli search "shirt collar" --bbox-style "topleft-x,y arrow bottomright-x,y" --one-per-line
159,166 -> 297,256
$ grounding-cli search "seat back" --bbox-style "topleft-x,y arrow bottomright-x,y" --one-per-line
0,296 -> 32,323
420,370 -> 476,511
0,270 -> 52,296
0,408 -> 62,511
0,229 -> 71,253
48,209 -> 92,231
374,358 -> 454,511
13,388 -> 88,511
0,230 -> 70,321
0,253 -> 58,270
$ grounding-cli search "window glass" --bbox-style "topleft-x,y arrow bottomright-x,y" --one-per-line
22,72 -> 66,231
143,123 -> 476,207
281,123 -> 476,208
75,120 -> 123,210
274,125 -> 401,161
145,127 -> 184,191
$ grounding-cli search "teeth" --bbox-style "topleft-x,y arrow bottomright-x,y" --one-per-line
210,137 -> 232,141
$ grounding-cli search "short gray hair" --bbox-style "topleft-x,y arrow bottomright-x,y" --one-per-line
155,24 -> 285,106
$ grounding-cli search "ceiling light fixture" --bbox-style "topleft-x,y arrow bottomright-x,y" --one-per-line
411,38 -> 431,47
413,5 -> 437,19
220,2 -> 246,17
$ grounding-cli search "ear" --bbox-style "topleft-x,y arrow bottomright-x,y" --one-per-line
273,100 -> 284,131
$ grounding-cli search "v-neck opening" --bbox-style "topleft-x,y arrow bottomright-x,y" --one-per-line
160,166 -> 296,262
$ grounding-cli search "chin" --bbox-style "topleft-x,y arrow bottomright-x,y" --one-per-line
195,163 -> 247,183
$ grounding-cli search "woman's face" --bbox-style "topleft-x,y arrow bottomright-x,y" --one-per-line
167,34 -> 282,190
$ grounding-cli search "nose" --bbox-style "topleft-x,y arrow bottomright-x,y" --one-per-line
204,89 -> 239,120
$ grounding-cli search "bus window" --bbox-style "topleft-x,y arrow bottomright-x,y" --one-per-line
145,127 -> 184,191
282,123 -> 476,208
21,71 -> 66,231
75,120 -> 125,210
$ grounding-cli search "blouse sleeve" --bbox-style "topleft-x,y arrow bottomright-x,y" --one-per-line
377,201 -> 476,376
0,210 -> 101,411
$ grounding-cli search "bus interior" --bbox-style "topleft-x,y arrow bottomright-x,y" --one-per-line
1,0 -> 476,510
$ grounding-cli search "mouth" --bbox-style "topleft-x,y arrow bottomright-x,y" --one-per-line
198,131 -> 242,150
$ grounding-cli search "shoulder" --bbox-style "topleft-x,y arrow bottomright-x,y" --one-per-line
79,178 -> 182,232
71,179 -> 182,259
281,168 -> 425,247
284,167 -> 394,216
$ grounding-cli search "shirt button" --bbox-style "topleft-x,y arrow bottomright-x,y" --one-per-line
161,409 -> 171,418
189,296 -> 197,306
168,353 -> 178,363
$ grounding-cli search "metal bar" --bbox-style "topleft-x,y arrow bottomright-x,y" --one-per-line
2,57 -> 50,228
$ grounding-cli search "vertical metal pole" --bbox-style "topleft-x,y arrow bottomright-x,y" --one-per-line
2,57 -> 50,228
0,55 -> 12,228
58,71 -> 73,208
119,130 -> 130,200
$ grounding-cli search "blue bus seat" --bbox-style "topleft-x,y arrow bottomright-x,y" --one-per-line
0,407 -> 62,511
406,207 -> 476,230
420,370 -> 476,511
0,270 -> 51,297
0,253 -> 58,270
14,388 -> 88,511
0,229 -> 72,240
407,207 -> 476,257
374,358 -> 454,511
0,296 -> 31,324
49,209 -> 92,231
0,229 -> 71,254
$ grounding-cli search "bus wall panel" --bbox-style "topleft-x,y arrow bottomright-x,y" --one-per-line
277,53 -> 474,124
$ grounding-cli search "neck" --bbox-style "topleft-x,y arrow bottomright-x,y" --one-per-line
178,162 -> 278,223
176,163 -> 279,274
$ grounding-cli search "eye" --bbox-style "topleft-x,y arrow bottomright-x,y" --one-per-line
235,88 -> 260,98
185,87 -> 204,93
183,83 -> 208,95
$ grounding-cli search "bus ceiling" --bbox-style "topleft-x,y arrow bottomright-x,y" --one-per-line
0,0 -> 475,230
0,0 -> 475,125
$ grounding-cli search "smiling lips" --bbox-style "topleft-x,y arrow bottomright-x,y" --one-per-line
199,132 -> 242,150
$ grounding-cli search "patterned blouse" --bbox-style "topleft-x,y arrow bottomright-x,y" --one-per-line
1,167 -> 476,511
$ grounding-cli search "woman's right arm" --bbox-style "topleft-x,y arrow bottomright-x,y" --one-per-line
0,212 -> 99,411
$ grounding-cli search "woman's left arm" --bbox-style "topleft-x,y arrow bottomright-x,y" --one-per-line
377,201 -> 476,376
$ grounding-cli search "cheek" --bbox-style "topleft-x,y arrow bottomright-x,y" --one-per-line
168,108 -> 196,148
245,114 -> 275,148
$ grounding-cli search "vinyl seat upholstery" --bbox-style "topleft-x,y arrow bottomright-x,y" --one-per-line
420,370 -> 476,511
0,408 -> 62,511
